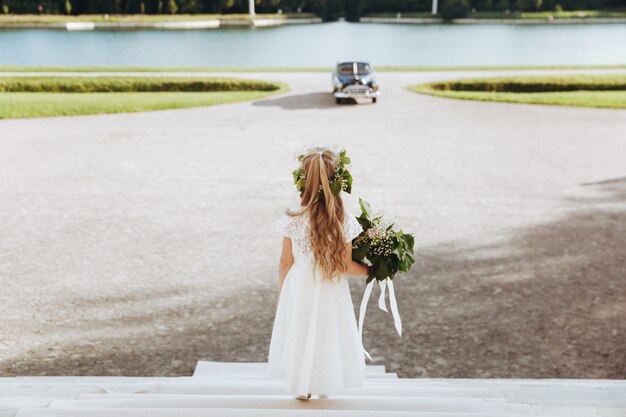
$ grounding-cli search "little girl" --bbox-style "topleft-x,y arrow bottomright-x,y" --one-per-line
267,147 -> 370,400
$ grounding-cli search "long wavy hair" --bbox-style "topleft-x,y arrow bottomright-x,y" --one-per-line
287,148 -> 348,280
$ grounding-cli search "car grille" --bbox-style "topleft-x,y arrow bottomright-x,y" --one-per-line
345,85 -> 371,94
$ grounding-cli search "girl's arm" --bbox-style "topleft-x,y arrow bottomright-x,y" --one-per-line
344,242 -> 371,277
278,236 -> 294,291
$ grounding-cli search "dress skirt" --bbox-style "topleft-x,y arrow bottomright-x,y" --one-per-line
267,259 -> 366,396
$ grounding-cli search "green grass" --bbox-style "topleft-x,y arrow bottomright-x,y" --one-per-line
1,65 -> 626,73
0,13 -> 317,24
0,75 -> 286,118
520,9 -> 626,19
0,91 -> 280,119
411,74 -> 626,109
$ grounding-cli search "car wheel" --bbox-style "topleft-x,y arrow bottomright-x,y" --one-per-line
372,97 -> 377,104
335,98 -> 341,104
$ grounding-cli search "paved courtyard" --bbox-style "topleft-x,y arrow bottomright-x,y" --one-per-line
1,70 -> 625,378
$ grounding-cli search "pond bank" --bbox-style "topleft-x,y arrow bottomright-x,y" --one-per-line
0,16 -> 321,30
361,16 -> 626,24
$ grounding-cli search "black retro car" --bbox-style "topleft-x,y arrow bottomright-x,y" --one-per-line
332,61 -> 379,104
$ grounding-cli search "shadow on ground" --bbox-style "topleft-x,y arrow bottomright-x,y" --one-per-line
253,92 -> 346,110
2,178 -> 625,378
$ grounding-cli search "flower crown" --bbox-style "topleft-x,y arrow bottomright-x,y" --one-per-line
292,148 -> 353,201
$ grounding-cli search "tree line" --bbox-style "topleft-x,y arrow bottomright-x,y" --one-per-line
2,0 -> 624,20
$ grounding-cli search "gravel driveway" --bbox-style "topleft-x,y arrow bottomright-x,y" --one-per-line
1,70 -> 625,378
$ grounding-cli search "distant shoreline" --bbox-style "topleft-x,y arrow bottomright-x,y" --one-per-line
360,16 -> 626,24
0,14 -> 321,30
1,13 -> 625,30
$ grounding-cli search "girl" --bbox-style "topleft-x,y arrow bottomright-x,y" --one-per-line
267,147 -> 370,400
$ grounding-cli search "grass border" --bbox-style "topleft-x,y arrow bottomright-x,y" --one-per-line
409,76 -> 626,109
0,78 -> 289,119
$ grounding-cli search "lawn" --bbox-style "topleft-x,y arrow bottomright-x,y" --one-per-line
0,76 -> 285,118
411,74 -> 626,109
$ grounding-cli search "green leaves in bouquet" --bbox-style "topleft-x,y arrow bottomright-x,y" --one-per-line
359,197 -> 372,218
352,238 -> 370,265
396,231 -> 415,273
353,197 -> 416,283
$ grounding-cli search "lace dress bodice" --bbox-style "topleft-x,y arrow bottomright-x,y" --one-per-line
276,209 -> 363,260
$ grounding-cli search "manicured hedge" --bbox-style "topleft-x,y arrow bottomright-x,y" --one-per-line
426,75 -> 626,93
0,77 -> 282,93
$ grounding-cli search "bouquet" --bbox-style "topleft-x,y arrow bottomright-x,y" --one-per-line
351,198 -> 415,283
351,198 -> 415,358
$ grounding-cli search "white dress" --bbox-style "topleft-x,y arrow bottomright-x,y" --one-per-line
267,208 -> 366,396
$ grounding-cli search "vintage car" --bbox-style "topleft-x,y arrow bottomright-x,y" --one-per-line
332,61 -> 379,104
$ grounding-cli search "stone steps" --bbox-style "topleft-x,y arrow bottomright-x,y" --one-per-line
12,409 -> 543,417
2,361 -> 624,417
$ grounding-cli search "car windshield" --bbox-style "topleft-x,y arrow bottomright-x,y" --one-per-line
338,63 -> 371,75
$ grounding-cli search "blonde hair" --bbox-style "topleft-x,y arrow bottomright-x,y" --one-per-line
287,148 -> 348,280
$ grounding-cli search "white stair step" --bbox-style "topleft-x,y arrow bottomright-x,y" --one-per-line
79,383 -> 498,399
193,362 -> 386,376
46,396 -> 535,414
14,408 -> 542,417
91,383 -> 492,397
505,385 -> 626,400
520,398 -> 626,407
388,378 -> 626,388
0,409 -> 19,417
0,377 -> 194,386
5,379 -> 622,400
530,405 -> 626,417
0,378 -> 400,397
0,398 -> 60,408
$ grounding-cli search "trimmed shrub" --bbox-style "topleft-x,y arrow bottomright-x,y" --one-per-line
0,77 -> 283,93
427,75 -> 626,93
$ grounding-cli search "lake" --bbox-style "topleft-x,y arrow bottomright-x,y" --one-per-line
1,21 -> 626,67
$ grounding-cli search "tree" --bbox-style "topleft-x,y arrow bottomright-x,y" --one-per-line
177,0 -> 202,12
86,0 -> 120,13
165,0 -> 178,13
65,0 -> 72,14
343,0 -> 364,21
307,0 -> 342,21
441,0 -> 469,18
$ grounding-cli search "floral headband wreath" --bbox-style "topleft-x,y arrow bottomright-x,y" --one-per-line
292,147 -> 353,202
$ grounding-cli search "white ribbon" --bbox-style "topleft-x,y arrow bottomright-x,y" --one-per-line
358,278 -> 402,361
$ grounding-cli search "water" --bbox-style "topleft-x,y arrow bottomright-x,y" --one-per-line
1,21 -> 625,67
